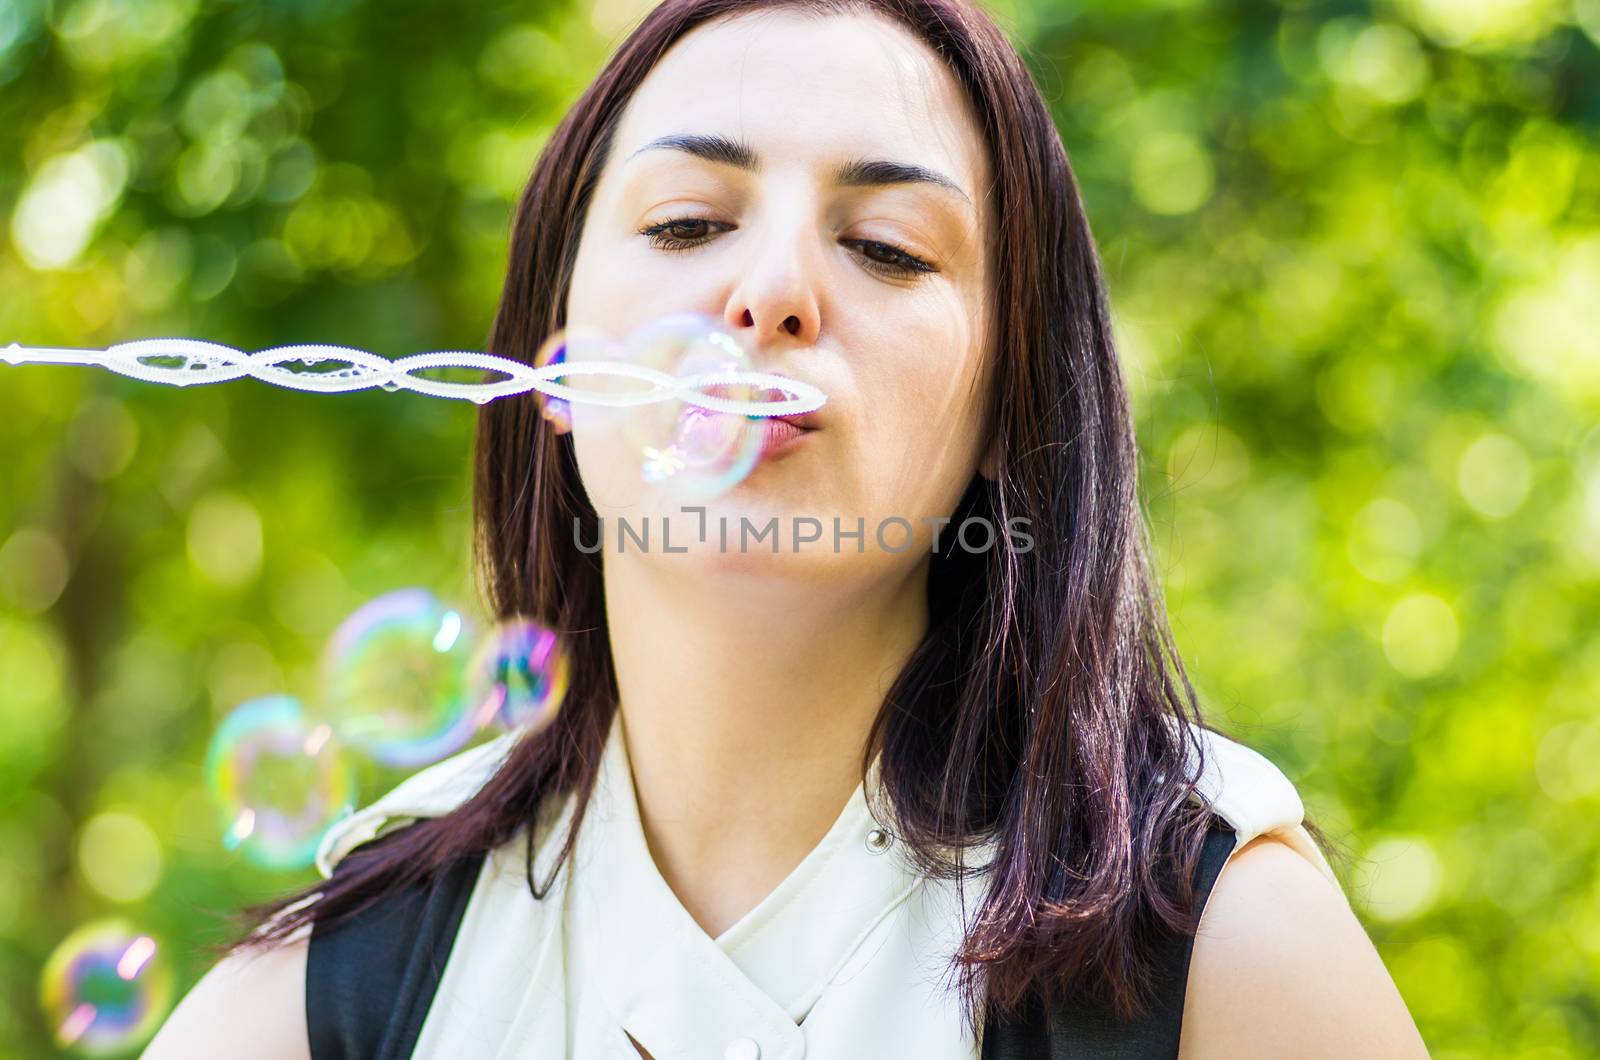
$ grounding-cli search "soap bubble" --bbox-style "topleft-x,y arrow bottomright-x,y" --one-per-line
623,312 -> 766,499
530,329 -> 571,433
204,694 -> 357,870
562,312 -> 769,499
320,587 -> 494,768
38,920 -> 174,1056
467,617 -> 571,734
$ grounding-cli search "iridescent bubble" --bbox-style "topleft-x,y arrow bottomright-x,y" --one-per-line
530,329 -> 571,433
466,617 -> 571,734
618,312 -> 766,500
319,588 -> 494,768
556,312 -> 769,499
204,694 -> 357,870
38,920 -> 175,1056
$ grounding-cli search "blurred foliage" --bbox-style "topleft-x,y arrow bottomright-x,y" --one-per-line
0,0 -> 1596,1055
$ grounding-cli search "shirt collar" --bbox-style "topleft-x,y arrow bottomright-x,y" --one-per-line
570,709 -> 920,1059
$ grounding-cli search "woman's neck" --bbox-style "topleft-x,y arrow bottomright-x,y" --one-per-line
603,557 -> 927,938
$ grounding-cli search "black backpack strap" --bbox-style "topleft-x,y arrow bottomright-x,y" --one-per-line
982,817 -> 1239,1059
305,845 -> 486,1060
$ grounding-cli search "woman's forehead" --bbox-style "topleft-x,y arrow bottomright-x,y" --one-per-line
613,10 -> 988,195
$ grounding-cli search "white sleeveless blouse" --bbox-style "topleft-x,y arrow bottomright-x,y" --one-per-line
312,712 -> 1342,1060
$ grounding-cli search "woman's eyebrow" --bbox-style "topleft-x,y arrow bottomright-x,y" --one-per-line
626,132 -> 974,210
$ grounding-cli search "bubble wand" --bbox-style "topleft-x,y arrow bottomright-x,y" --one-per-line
0,331 -> 826,417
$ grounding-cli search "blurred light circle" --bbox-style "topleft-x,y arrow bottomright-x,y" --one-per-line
1381,592 -> 1459,678
1130,130 -> 1213,216
1534,719 -> 1600,802
1457,432 -> 1532,519
0,526 -> 71,615
185,491 -> 264,588
66,395 -> 141,480
1347,498 -> 1422,582
1358,835 -> 1444,922
76,812 -> 163,903
1165,422 -> 1250,496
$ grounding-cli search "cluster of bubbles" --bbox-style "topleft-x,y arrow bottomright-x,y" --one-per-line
205,588 -> 572,871
40,590 -> 571,1054
25,312 -> 790,1054
534,311 -> 784,500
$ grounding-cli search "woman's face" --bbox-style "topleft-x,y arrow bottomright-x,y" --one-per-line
563,8 -> 994,583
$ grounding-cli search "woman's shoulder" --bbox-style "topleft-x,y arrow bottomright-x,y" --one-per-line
1178,831 -> 1429,1058
144,923 -> 313,1059
1171,720 -> 1430,1056
1171,716 -> 1340,887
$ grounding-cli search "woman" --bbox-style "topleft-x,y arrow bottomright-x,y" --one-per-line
148,0 -> 1429,1056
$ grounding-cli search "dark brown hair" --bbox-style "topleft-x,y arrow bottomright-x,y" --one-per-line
225,0 -> 1340,1030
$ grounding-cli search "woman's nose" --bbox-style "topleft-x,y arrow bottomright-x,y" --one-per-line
731,306 -> 802,337
721,224 -> 822,355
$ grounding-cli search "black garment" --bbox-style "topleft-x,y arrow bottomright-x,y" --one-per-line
307,818 -> 1238,1059
980,819 -> 1239,1058
305,849 -> 485,1060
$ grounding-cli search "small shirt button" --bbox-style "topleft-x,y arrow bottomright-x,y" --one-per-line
865,827 -> 892,853
724,1037 -> 761,1060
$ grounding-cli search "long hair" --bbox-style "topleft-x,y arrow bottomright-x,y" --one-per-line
224,0 -> 1337,1028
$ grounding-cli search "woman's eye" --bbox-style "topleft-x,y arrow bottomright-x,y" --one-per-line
639,217 -> 720,250
843,239 -> 937,278
638,216 -> 936,279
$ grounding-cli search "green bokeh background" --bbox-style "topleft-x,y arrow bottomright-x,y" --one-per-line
1,0 -> 1597,1055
